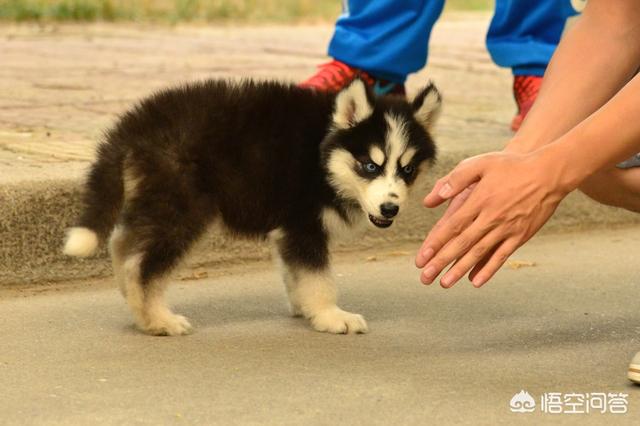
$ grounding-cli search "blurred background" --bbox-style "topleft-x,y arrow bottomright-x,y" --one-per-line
0,0 -> 491,23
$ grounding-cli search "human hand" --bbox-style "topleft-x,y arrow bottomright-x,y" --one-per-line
415,183 -> 476,267
415,149 -> 576,288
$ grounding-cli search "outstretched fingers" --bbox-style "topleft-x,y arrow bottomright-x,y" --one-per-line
437,230 -> 506,288
420,212 -> 497,285
468,239 -> 520,287
423,157 -> 485,208
415,184 -> 477,268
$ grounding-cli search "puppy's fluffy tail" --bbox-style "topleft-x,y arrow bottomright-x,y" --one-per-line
64,227 -> 99,257
63,142 -> 124,257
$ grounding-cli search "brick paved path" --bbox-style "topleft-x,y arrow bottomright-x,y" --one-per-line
0,14 -> 512,184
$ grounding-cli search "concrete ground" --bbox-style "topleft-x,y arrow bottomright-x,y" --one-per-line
2,226 -> 640,425
2,14 -> 639,285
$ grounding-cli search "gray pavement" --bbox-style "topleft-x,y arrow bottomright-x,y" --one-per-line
2,15 -> 639,286
2,226 -> 640,425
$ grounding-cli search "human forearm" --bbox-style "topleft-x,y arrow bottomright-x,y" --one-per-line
416,73 -> 640,287
534,73 -> 640,191
508,0 -> 640,153
414,0 -> 640,288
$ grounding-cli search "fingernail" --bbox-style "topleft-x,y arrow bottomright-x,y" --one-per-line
422,265 -> 437,283
472,275 -> 485,287
438,183 -> 452,198
441,273 -> 455,288
422,247 -> 434,263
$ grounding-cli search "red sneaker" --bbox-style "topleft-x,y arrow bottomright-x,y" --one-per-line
299,59 -> 405,96
510,75 -> 542,132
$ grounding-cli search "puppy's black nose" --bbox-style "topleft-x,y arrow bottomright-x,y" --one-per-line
380,202 -> 399,218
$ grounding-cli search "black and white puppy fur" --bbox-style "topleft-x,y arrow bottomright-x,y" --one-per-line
63,78 -> 441,336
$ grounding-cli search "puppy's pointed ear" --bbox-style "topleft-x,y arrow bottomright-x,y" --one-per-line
332,78 -> 374,129
412,82 -> 442,131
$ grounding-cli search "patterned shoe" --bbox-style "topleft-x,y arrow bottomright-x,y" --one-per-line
628,351 -> 640,384
299,59 -> 405,96
510,75 -> 543,132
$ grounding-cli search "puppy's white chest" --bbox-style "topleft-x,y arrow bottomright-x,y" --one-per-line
321,207 -> 365,239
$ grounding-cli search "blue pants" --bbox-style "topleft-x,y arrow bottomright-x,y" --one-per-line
328,0 -> 583,83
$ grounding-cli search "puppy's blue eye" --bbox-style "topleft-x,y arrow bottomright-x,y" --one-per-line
402,165 -> 415,175
364,162 -> 379,173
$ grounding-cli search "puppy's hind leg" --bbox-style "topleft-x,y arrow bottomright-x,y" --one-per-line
118,196 -> 211,336
122,252 -> 193,336
110,225 -> 191,336
109,225 -> 128,298
274,227 -> 368,334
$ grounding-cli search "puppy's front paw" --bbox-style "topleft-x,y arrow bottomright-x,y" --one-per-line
311,307 -> 368,334
142,313 -> 193,336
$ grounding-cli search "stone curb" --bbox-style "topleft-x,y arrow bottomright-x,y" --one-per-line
2,151 -> 638,286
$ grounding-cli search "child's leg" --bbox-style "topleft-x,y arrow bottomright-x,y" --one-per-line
328,0 -> 445,84
486,0 -> 584,77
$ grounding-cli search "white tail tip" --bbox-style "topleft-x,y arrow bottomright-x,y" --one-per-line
63,227 -> 99,257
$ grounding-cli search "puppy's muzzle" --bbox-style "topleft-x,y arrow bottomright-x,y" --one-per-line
380,202 -> 399,219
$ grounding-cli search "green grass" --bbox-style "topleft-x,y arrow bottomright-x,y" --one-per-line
0,0 -> 131,21
446,0 -> 492,12
0,0 -> 491,23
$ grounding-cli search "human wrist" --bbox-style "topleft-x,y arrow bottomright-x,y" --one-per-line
504,137 -> 530,154
504,133 -> 549,155
533,135 -> 593,194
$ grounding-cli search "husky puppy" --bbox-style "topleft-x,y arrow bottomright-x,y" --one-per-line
63,78 -> 441,336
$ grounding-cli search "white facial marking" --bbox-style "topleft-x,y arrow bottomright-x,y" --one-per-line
369,146 -> 385,166
327,148 -> 386,218
400,147 -> 417,168
326,148 -> 365,201
384,113 -> 408,172
326,114 -> 423,226
359,114 -> 411,215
